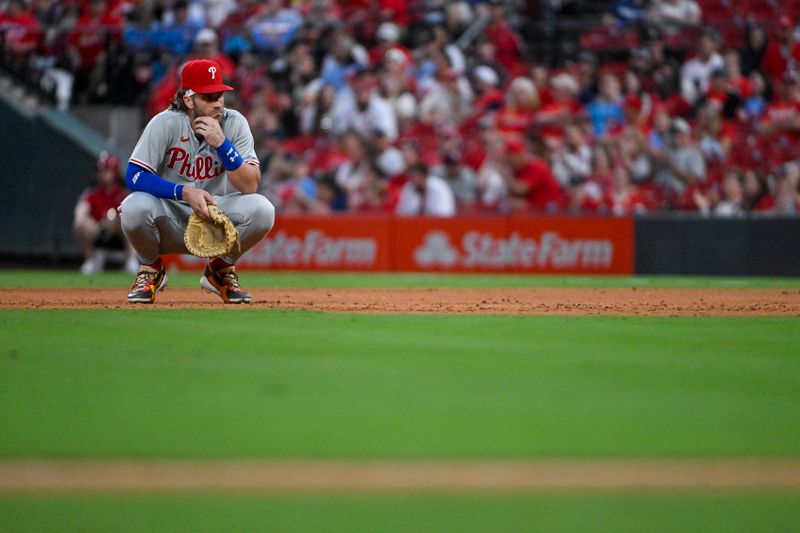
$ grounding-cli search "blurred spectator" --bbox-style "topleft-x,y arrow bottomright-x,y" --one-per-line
739,24 -> 768,76
760,73 -> 800,143
334,131 -> 384,211
551,123 -> 592,187
431,150 -> 478,210
369,21 -> 410,66
501,137 -> 563,212
374,128 -> 406,178
320,30 -> 368,91
470,37 -> 507,90
247,0 -> 302,55
496,76 -> 539,134
419,67 -> 473,128
698,67 -> 739,119
695,168 -> 744,216
742,71 -> 768,122
574,144 -> 615,212
396,162 -> 456,217
742,169 -> 774,211
652,118 -> 706,204
714,168 -> 745,216
536,72 -> 579,149
482,1 -> 523,74
469,65 -> 503,118
73,152 -> 137,275
67,0 -> 122,104
155,0 -> 204,55
300,83 -> 337,136
0,0 -> 41,63
761,16 -> 800,84
617,127 -> 653,184
696,105 -> 734,163
607,166 -> 647,216
331,72 -> 398,140
266,154 -> 331,215
191,28 -> 235,79
646,0 -> 701,34
680,29 -> 724,107
587,73 -> 624,137
722,49 -> 752,102
200,0 -> 237,28
774,161 -> 800,214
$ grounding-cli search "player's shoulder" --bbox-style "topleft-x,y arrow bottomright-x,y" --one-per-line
223,108 -> 249,126
147,109 -> 187,128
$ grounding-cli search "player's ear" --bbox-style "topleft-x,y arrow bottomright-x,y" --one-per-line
183,93 -> 194,110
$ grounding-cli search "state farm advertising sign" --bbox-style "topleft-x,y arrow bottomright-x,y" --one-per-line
170,215 -> 391,271
394,217 -> 632,273
170,215 -> 633,274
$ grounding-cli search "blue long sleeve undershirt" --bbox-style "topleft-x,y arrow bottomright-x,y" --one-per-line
125,162 -> 184,200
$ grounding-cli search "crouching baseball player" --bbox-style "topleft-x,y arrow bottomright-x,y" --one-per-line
121,58 -> 275,304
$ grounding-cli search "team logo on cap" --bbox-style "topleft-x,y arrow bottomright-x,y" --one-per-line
208,66 -> 216,79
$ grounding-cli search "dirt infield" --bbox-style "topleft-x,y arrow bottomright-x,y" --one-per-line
1,460 -> 799,491
1,287 -> 798,315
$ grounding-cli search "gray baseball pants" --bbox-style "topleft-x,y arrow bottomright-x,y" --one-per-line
120,192 -> 275,265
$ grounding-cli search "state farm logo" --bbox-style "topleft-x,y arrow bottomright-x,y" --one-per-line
414,231 -> 459,267
248,230 -> 377,266
413,230 -> 614,269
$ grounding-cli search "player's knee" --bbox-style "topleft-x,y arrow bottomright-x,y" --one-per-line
119,192 -> 158,232
250,195 -> 275,235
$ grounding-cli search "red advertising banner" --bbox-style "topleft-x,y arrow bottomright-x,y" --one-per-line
170,215 -> 392,271
169,215 -> 634,274
392,217 -> 509,272
506,216 -> 633,274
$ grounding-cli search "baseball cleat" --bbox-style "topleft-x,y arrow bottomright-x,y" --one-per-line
200,265 -> 252,304
127,264 -> 168,304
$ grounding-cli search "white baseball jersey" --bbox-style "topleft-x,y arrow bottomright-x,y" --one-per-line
129,108 -> 259,197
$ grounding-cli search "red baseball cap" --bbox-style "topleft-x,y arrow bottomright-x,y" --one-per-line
181,59 -> 233,94
97,151 -> 119,171
505,137 -> 527,154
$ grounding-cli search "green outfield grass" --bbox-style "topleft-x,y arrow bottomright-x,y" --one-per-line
2,269 -> 800,288
2,271 -> 799,531
1,310 -> 798,458
2,492 -> 800,533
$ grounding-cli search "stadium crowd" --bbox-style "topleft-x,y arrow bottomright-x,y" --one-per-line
2,0 -> 800,217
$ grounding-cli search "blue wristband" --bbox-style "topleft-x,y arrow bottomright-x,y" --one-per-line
216,138 -> 243,172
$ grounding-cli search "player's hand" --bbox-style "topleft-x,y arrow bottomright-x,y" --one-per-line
193,116 -> 225,148
182,186 -> 216,221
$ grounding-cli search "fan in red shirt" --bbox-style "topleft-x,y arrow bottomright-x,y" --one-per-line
73,152 -> 136,275
483,1 -> 524,74
68,0 -> 122,69
760,72 -> 800,146
496,76 -> 540,135
605,166 -> 647,216
502,137 -> 564,212
761,16 -> 800,83
534,72 -> 581,150
0,0 -> 41,56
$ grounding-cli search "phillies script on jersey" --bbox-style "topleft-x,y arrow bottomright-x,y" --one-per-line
164,147 -> 224,180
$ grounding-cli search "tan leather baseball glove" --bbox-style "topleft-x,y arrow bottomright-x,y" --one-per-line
184,204 -> 240,258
